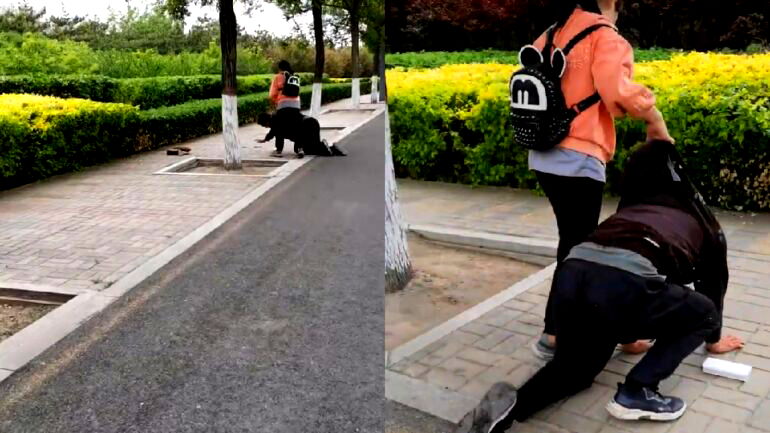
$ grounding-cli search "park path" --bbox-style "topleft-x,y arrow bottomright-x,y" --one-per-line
387,179 -> 770,433
0,97 -> 379,293
0,113 -> 386,433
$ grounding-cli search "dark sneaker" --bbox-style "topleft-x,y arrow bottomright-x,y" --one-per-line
270,150 -> 283,157
606,383 -> 686,421
455,382 -> 518,433
296,149 -> 305,159
330,145 -> 347,156
531,334 -> 555,361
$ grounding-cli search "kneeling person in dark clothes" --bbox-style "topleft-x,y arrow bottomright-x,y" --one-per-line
257,112 -> 346,158
457,140 -> 744,433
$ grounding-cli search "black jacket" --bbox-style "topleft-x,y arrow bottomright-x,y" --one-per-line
589,140 -> 728,344
265,108 -> 304,150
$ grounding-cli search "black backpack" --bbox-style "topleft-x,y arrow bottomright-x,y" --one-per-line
282,71 -> 301,97
509,23 -> 613,151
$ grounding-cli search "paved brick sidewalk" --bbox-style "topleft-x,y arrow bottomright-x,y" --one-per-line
390,179 -> 770,432
0,98 -> 379,292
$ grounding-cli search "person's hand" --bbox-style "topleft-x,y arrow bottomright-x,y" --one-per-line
646,108 -> 675,144
706,335 -> 745,354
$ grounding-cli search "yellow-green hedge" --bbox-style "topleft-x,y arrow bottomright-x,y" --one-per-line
388,52 -> 770,211
0,94 -> 140,187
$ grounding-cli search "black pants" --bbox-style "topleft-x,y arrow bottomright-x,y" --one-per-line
274,107 -> 302,153
298,117 -> 334,156
535,171 -> 604,335
501,259 -> 718,425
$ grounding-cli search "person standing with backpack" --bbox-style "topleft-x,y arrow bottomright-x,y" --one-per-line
508,0 -> 675,359
268,60 -> 304,158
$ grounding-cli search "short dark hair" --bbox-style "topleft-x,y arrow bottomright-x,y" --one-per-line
257,112 -> 273,126
278,60 -> 292,73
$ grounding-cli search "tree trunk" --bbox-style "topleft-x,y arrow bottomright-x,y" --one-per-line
371,41 -> 380,103
311,0 -> 324,118
384,110 -> 411,292
378,34 -> 387,102
350,5 -> 361,109
220,0 -> 241,170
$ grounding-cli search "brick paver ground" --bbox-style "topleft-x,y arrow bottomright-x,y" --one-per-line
0,98 -> 378,292
391,179 -> 770,432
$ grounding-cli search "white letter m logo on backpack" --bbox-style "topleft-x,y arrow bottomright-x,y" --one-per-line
510,75 -> 548,111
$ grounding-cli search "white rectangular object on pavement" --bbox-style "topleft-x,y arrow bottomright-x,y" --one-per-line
702,357 -> 752,382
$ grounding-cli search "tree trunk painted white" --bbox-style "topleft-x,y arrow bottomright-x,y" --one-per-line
385,109 -> 412,292
310,82 -> 323,118
351,77 -> 361,109
222,94 -> 241,170
370,76 -> 379,103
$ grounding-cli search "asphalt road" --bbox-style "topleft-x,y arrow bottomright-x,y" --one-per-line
0,114 -> 386,433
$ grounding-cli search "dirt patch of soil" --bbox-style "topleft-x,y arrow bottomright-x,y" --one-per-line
386,234 -> 543,350
187,165 -> 276,175
0,302 -> 56,342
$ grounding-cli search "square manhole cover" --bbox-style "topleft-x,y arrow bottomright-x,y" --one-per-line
155,157 -> 288,177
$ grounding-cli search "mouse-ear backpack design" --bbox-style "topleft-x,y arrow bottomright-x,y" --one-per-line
509,23 -> 613,150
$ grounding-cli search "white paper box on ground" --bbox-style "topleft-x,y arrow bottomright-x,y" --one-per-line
702,357 -> 752,382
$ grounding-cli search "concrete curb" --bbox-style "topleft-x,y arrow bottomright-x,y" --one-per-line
0,107 -> 384,384
325,104 -> 386,146
386,261 -> 556,368
409,224 -> 557,259
385,226 -> 558,423
385,370 -> 477,424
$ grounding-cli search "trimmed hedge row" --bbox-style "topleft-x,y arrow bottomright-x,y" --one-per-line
0,94 -> 139,188
0,72 -> 321,109
1,80 -> 370,188
137,79 -> 370,149
386,48 -> 677,69
388,54 -> 770,211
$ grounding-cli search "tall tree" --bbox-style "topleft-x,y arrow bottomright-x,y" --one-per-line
384,109 -> 412,292
324,0 -> 367,108
166,0 -> 246,170
0,4 -> 46,33
268,0 -> 326,117
360,0 -> 384,101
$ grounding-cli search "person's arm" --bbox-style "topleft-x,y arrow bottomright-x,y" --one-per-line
694,233 -> 744,353
694,240 -> 727,345
262,127 -> 276,142
591,33 -> 673,143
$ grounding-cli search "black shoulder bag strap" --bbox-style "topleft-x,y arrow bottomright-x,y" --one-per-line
543,23 -> 558,59
561,23 -> 615,113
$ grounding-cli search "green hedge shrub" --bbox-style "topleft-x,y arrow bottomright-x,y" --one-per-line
0,33 -> 272,77
0,72 -> 321,109
388,59 -> 770,211
386,48 -> 677,69
1,80 -> 370,188
0,74 -> 117,102
137,80 -> 371,149
0,95 -> 140,189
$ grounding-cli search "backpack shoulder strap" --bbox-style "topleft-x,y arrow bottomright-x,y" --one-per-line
562,23 -> 614,55
543,23 -> 558,57
565,23 -> 615,113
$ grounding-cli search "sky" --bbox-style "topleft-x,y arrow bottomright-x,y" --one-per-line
6,0 -> 313,36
